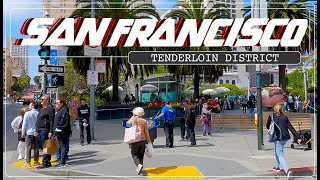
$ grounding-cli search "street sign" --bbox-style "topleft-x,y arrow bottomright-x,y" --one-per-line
96,60 -> 106,73
38,65 -> 64,73
49,49 -> 58,65
87,70 -> 99,85
84,46 -> 102,56
49,75 -> 64,87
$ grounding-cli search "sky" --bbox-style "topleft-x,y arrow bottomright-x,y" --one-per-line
3,0 -> 317,84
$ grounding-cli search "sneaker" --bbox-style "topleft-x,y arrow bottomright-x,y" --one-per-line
136,164 -> 143,175
81,143 -> 84,146
23,163 -> 31,168
208,134 -> 212,136
272,167 -> 281,173
286,171 -> 293,180
18,156 -> 23,160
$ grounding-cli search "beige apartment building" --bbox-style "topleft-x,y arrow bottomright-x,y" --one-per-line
3,48 -> 13,97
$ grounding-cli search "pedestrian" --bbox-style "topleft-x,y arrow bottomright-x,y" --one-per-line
127,107 -> 152,175
308,92 -> 317,113
282,94 -> 288,112
156,102 -> 176,148
124,95 -> 130,105
185,104 -> 197,147
295,95 -> 301,112
179,103 -> 187,141
53,99 -> 71,167
130,94 -> 136,104
287,93 -> 295,112
11,108 -> 27,160
78,98 -> 91,146
201,103 -> 212,136
35,95 -> 55,169
248,93 -> 256,121
21,102 -> 40,167
266,104 -> 302,179
240,95 -> 248,114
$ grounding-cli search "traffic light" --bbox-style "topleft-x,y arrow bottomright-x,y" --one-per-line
38,46 -> 50,60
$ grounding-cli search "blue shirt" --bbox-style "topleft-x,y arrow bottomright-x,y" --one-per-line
160,105 -> 176,121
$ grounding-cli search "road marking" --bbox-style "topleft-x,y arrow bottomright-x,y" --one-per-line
146,166 -> 203,179
12,157 -> 57,168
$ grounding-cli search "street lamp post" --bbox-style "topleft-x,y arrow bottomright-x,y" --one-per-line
89,0 -> 96,139
43,10 -> 49,95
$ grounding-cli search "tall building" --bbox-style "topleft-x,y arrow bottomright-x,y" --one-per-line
3,48 -> 13,97
7,37 -> 29,76
42,0 -> 77,18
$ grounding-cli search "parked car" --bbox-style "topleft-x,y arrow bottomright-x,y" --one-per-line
16,99 -> 24,105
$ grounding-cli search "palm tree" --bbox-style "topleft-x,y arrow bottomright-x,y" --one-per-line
243,0 -> 317,91
164,0 -> 230,100
68,0 -> 160,102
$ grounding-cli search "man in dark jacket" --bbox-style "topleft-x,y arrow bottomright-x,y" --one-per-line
78,99 -> 91,146
248,93 -> 256,121
185,104 -> 196,147
35,94 -> 55,169
53,99 -> 71,167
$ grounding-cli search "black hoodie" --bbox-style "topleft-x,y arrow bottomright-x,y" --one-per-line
185,106 -> 196,127
53,106 -> 71,136
78,104 -> 90,122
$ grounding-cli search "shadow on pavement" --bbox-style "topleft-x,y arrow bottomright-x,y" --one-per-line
69,154 -> 98,161
69,151 -> 98,157
90,141 -> 123,146
174,143 -> 215,148
67,158 -> 105,166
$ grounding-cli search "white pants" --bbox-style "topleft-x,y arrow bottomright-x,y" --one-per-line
17,141 -> 26,160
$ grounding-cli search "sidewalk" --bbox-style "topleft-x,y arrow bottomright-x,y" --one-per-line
4,120 -> 317,179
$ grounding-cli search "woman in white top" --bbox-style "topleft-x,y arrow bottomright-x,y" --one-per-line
11,108 -> 27,160
127,107 -> 151,175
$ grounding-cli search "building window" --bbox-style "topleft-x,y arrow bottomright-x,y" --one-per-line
226,80 -> 229,84
232,80 -> 235,85
232,5 -> 235,8
232,10 -> 236,14
246,65 -> 249,72
219,79 -> 223,84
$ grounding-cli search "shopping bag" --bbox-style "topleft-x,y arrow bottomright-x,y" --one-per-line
43,139 -> 59,154
124,123 -> 142,144
145,143 -> 155,158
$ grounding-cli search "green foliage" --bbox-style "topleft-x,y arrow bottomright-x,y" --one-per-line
33,76 -> 41,85
19,75 -> 31,90
307,67 -> 317,86
215,84 -> 246,96
11,84 -> 22,92
81,94 -> 106,106
286,67 -> 304,97
183,79 -> 194,90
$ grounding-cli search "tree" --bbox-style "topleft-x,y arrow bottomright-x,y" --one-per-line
19,75 -> 31,91
286,67 -> 304,96
243,0 -> 317,91
11,84 -> 22,93
33,76 -> 41,85
165,0 -> 230,99
68,0 -> 160,102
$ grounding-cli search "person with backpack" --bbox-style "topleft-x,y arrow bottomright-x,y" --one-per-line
126,107 -> 152,175
248,93 -> 256,121
185,103 -> 197,147
201,103 -> 212,136
11,108 -> 27,160
156,102 -> 176,148
266,104 -> 302,179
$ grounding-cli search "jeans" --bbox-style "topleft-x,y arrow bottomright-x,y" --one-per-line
38,130 -> 51,166
187,125 -> 196,145
57,136 -> 69,165
164,121 -> 174,147
56,136 -> 69,159
283,102 -> 288,111
249,108 -> 254,121
26,135 -> 39,164
80,122 -> 91,144
180,119 -> 186,139
130,141 -> 146,166
274,140 -> 289,174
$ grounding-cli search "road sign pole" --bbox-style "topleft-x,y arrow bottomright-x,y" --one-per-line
90,0 -> 96,140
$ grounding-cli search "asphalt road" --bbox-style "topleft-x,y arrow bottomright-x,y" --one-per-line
3,104 -> 26,152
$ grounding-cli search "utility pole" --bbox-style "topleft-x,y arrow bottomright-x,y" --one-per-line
43,10 -> 49,95
303,62 -> 308,101
252,0 -> 267,150
90,0 -> 96,140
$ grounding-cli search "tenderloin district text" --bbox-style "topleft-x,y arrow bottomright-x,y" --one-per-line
150,53 -> 280,63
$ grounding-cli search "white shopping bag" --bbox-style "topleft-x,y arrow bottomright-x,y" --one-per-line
145,143 -> 155,158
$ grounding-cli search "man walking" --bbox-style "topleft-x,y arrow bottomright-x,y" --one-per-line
21,102 -> 40,167
36,95 -> 55,169
157,102 -> 176,148
248,93 -> 256,121
179,103 -> 187,141
78,99 -> 91,146
53,99 -> 71,167
185,103 -> 196,147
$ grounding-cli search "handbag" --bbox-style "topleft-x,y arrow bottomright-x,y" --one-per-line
145,143 -> 155,158
43,138 -> 59,154
124,118 -> 142,144
267,114 -> 278,142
